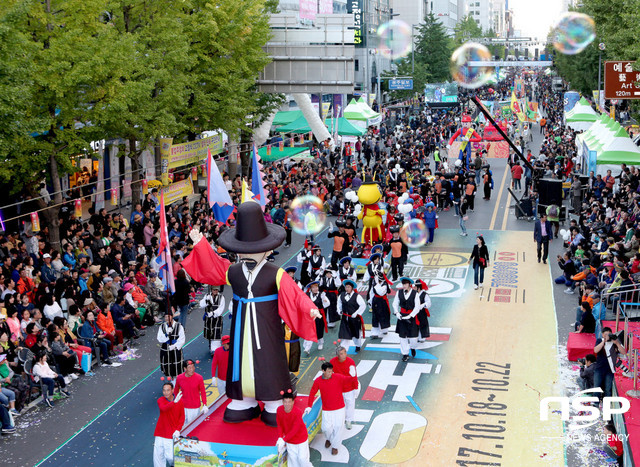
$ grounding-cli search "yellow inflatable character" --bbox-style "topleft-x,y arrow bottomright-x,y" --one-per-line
356,174 -> 386,245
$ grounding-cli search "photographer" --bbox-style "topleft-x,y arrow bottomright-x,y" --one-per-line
594,327 -> 627,398
578,354 -> 596,390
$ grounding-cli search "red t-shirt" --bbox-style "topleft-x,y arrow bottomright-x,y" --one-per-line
308,373 -> 354,411
154,396 -> 185,438
330,356 -> 358,392
608,436 -> 623,457
174,373 -> 206,409
276,405 -> 308,444
211,347 -> 230,381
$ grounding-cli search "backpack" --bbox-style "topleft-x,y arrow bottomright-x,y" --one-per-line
549,206 -> 558,217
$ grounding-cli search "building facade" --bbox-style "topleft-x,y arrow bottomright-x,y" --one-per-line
431,0 -> 459,35
461,0 -> 506,36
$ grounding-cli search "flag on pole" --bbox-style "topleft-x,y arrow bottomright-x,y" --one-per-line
510,91 -> 521,115
206,149 -> 234,223
251,145 -> 267,208
241,179 -> 256,204
158,191 -> 175,293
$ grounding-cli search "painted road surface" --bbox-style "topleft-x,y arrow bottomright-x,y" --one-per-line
34,228 -> 564,466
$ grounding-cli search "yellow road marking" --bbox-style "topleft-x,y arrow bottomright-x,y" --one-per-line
500,180 -> 512,231
298,356 -> 318,382
489,162 -> 509,231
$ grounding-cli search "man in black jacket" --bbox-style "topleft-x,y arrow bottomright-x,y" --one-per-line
533,213 -> 552,264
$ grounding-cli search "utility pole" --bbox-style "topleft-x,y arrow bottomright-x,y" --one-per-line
598,42 -> 605,111
411,24 -> 415,74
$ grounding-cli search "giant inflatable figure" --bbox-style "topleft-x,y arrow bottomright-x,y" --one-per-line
354,174 -> 386,245
182,202 -> 320,427
448,114 -> 482,169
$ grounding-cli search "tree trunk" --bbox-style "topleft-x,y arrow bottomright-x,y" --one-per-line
47,152 -> 63,251
129,137 -> 141,207
155,138 -> 162,179
240,129 -> 252,178
228,137 -> 238,179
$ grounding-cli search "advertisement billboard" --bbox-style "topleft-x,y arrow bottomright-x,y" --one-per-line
424,82 -> 458,103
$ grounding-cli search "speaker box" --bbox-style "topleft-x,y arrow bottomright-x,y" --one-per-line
538,178 -> 563,206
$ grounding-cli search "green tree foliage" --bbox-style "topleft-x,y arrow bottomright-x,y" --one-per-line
414,13 -> 453,83
0,0 -> 277,243
453,15 -> 483,46
386,61 -> 431,101
0,0 -> 124,247
552,0 -> 640,115
553,41 -> 600,95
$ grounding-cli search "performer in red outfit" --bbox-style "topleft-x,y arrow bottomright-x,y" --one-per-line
304,362 -> 356,455
448,114 -> 482,169
211,335 -> 230,396
182,202 -> 320,426
153,382 -> 185,467
276,391 -> 312,467
174,359 -> 207,426
330,346 -> 359,430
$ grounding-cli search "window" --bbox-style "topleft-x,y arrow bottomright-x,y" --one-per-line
355,59 -> 359,71
476,19 -> 480,24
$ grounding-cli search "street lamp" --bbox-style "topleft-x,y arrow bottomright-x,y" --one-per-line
598,42 -> 605,110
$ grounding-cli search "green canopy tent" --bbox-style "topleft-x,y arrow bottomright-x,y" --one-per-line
344,98 -> 368,121
258,145 -> 309,162
356,97 -> 381,119
596,149 -> 640,166
276,115 -> 366,136
274,116 -> 313,133
325,117 -> 366,136
272,110 -> 304,127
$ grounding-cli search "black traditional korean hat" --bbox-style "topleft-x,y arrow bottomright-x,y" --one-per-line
218,202 -> 285,253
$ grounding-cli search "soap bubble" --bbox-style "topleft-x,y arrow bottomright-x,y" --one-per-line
552,12 -> 595,55
377,20 -> 412,59
400,219 -> 428,248
289,195 -> 326,235
450,43 -> 493,89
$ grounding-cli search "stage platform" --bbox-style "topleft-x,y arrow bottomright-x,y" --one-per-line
603,320 -> 640,465
175,395 -> 321,467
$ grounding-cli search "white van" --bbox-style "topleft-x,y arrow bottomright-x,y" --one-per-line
552,77 -> 564,92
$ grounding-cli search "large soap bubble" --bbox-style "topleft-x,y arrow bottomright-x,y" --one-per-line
400,219 -> 428,248
450,43 -> 493,89
377,20 -> 412,59
289,195 -> 326,235
552,12 -> 596,55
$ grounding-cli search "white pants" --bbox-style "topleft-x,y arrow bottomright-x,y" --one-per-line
370,326 -> 389,337
216,378 -> 226,396
286,440 -> 313,467
153,436 -> 174,467
184,408 -> 199,426
227,397 -> 281,414
343,338 -> 363,349
303,338 -> 323,352
343,388 -> 359,423
209,340 -> 221,353
322,407 -> 345,448
399,337 -> 417,356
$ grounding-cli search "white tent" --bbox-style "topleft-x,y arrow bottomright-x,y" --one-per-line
565,97 -> 599,131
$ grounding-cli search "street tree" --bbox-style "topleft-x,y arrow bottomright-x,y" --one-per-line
414,13 -> 453,83
0,0 -> 126,249
453,15 -> 483,47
